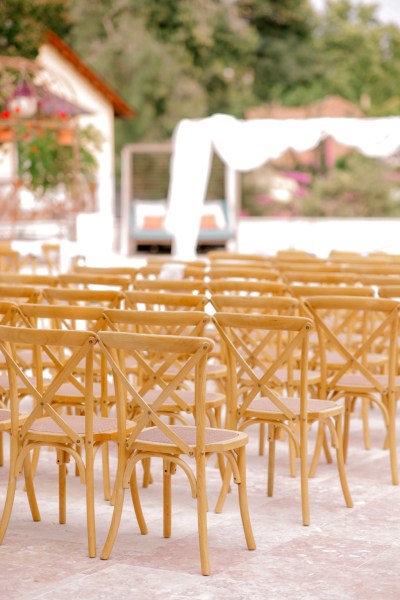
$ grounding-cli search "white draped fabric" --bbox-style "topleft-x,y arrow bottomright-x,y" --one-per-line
165,113 -> 400,259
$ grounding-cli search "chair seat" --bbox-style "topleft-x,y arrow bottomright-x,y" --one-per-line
134,425 -> 248,453
330,373 -> 400,392
0,409 -> 28,430
323,351 -> 386,369
54,381 -> 114,399
249,367 -> 321,386
28,414 -> 135,441
143,388 -> 225,410
243,396 -> 343,419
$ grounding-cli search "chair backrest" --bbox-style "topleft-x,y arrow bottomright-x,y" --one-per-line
377,286 -> 400,300
304,296 -> 399,398
133,278 -> 208,294
41,287 -> 124,310
71,265 -> 138,285
206,250 -> 269,263
207,265 -> 280,281
289,284 -> 375,299
0,273 -> 59,287
212,312 -> 313,428
283,271 -> 358,285
209,293 -> 298,315
0,285 -> 42,304
97,330 -> 213,453
0,325 -> 104,443
58,273 -> 132,291
206,279 -> 289,297
14,303 -> 108,334
123,290 -> 209,312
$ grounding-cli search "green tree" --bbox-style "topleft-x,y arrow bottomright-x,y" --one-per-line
236,0 -> 318,103
0,0 -> 72,57
290,0 -> 400,114
68,0 -> 258,147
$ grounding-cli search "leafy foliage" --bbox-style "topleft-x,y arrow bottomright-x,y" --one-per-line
301,154 -> 400,217
0,0 -> 72,57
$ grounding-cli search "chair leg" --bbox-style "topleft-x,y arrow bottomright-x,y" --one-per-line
142,458 -> 153,487
267,424 -> 276,497
23,454 -> 41,522
387,392 -> 399,486
196,452 -> 210,576
102,442 -> 111,501
85,445 -> 96,558
56,449 -> 70,524
361,397 -> 371,450
334,415 -> 353,507
214,462 -> 232,513
129,467 -> 148,534
0,470 -> 17,544
163,459 -> 172,538
343,396 -> 352,462
300,419 -> 310,526
236,447 -> 256,551
259,423 -> 265,456
100,486 -> 126,560
309,421 -> 325,477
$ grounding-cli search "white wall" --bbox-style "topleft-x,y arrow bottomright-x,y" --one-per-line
237,217 -> 400,258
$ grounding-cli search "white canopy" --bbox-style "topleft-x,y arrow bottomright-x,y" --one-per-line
165,113 -> 400,259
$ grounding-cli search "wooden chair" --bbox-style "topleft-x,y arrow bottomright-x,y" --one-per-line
0,325 -> 135,556
212,312 -> 353,525
101,308 -> 225,426
12,303 -> 118,500
304,296 -> 400,485
98,329 -> 255,575
0,301 -> 26,466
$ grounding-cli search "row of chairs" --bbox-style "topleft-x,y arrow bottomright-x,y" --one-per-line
0,247 -> 399,574
0,293 -> 360,574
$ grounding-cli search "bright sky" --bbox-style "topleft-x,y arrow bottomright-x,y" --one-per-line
311,0 -> 400,26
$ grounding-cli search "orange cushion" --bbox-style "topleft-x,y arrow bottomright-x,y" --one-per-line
142,216 -> 164,229
200,214 -> 218,229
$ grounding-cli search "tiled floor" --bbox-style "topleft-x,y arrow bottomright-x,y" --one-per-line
1,404 -> 399,600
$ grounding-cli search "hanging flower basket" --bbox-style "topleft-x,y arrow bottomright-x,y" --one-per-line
57,128 -> 75,146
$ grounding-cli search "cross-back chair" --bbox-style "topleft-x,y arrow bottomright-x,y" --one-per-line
102,308 -> 227,486
304,296 -> 400,485
97,329 -> 255,575
11,303 -> 118,500
0,324 -> 135,557
212,312 -> 353,526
